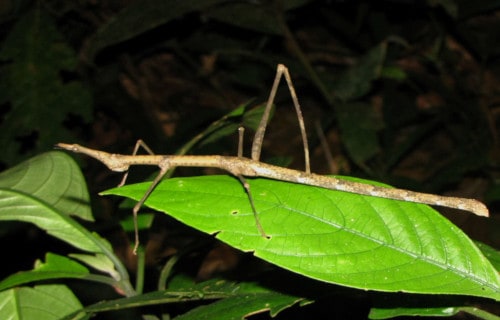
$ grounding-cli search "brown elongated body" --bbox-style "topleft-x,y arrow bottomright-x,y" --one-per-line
56,143 -> 489,218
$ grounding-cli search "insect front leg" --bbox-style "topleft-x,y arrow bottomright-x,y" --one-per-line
119,139 -> 156,187
131,158 -> 171,254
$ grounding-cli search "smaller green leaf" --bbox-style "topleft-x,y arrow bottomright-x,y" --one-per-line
63,277 -> 306,319
475,242 -> 500,272
0,284 -> 83,320
380,65 -> 407,80
176,288 -> 307,320
176,102 -> 253,155
0,253 -> 89,292
196,102 -> 269,148
119,213 -> 154,233
69,253 -> 120,281
198,123 -> 241,147
242,103 -> 274,131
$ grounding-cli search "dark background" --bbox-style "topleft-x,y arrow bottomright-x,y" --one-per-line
0,0 -> 499,318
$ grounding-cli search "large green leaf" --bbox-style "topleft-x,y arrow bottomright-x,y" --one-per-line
104,175 -> 500,300
0,151 -> 93,221
0,187 -> 103,253
0,152 -> 108,252
0,152 -> 135,296
0,284 -> 83,320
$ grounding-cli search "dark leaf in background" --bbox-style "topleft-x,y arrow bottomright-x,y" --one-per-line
0,9 -> 91,166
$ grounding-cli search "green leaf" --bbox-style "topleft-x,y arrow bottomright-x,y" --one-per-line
175,102 -> 261,155
182,294 -> 301,320
193,102 -> 269,149
63,277 -> 306,319
0,152 -> 109,253
0,284 -> 83,320
119,213 -> 155,233
0,187 -> 105,252
475,242 -> 500,272
168,276 -> 310,320
0,151 -> 93,221
0,152 -> 135,297
0,253 -> 89,292
380,65 -> 407,80
242,103 -> 274,132
69,253 -> 120,280
104,175 -> 500,300
0,8 -> 92,165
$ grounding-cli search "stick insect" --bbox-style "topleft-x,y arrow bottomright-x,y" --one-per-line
57,64 -> 489,253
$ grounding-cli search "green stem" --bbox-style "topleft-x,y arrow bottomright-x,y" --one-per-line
90,234 -> 136,296
461,307 -> 500,320
135,246 -> 145,294
158,254 -> 180,291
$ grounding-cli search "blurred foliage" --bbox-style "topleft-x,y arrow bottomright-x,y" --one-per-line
0,8 -> 91,166
0,0 -> 499,318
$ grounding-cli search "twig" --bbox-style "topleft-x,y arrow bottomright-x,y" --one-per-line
56,142 -> 489,220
